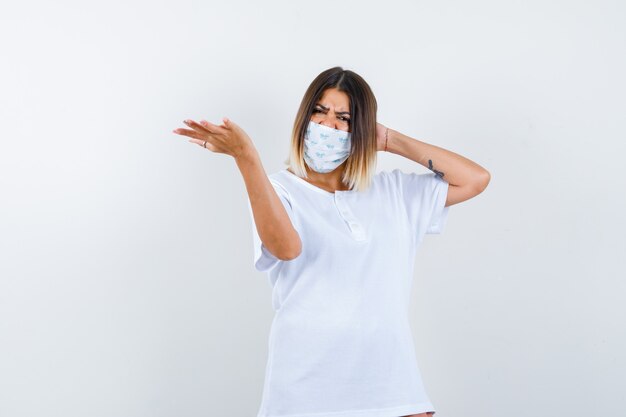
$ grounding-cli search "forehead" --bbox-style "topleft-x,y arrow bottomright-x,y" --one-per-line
317,88 -> 350,110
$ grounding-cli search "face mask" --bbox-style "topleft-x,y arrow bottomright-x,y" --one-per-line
303,120 -> 352,173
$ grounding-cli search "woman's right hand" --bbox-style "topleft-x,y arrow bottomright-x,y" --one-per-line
173,117 -> 256,160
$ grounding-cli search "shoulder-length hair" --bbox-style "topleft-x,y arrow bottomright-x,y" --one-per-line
284,66 -> 378,192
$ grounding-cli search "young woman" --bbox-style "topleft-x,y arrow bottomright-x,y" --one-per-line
173,67 -> 490,417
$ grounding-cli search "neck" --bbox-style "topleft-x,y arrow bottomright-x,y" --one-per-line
303,164 -> 350,191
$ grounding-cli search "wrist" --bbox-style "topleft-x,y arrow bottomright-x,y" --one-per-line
235,146 -> 260,165
385,129 -> 403,154
385,130 -> 429,165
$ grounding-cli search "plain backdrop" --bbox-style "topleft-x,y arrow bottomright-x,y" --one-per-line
1,1 -> 625,416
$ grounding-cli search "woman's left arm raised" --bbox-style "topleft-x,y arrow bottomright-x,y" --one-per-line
377,123 -> 491,207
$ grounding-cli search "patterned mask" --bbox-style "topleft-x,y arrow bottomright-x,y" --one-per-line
303,121 -> 352,173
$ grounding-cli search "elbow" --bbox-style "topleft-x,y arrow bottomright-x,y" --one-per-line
475,170 -> 491,193
276,233 -> 302,261
279,250 -> 301,261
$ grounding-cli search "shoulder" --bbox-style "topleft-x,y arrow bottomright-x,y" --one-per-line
267,169 -> 286,181
373,168 -> 406,181
374,168 -> 446,195
375,168 -> 415,179
371,168 -> 403,188
266,169 -> 294,199
378,168 -> 442,183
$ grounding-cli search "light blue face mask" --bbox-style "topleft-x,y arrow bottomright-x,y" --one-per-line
303,120 -> 352,173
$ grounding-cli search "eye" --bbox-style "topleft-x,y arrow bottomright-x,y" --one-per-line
313,108 -> 350,123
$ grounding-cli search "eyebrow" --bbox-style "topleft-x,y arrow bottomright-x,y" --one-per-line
316,103 -> 350,116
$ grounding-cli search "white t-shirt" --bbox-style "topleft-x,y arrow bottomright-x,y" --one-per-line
247,167 -> 450,417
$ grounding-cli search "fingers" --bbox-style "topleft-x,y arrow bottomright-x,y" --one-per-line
204,117 -> 236,131
172,127 -> 209,141
173,118 -> 220,140
172,117 -> 233,153
198,119 -> 229,134
180,119 -> 214,135
189,138 -> 216,151
172,127 -> 219,152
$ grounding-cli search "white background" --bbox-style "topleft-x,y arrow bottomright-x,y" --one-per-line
1,1 -> 625,416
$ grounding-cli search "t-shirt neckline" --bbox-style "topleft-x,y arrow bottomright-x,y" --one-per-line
282,168 -> 353,196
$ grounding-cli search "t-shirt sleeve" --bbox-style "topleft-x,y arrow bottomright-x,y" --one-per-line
246,179 -> 296,273
389,168 -> 450,245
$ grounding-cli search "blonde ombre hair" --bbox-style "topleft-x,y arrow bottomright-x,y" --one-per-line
283,67 -> 378,193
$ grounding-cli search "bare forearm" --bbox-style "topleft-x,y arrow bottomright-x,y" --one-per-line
385,128 -> 490,188
236,149 -> 301,260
